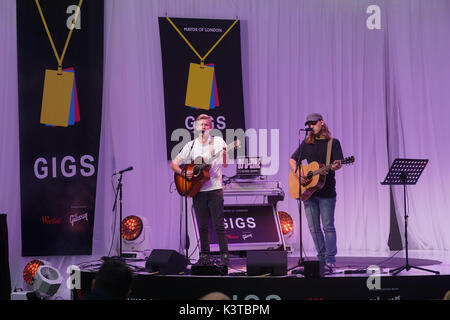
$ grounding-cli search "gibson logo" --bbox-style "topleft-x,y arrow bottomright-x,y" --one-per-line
70,213 -> 88,226
42,216 -> 61,225
242,232 -> 253,240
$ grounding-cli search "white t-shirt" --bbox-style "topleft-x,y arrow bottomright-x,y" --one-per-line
178,136 -> 226,192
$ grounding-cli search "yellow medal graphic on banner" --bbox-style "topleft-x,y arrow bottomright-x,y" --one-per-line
185,63 -> 214,109
40,70 -> 74,126
35,0 -> 83,127
166,17 -> 238,110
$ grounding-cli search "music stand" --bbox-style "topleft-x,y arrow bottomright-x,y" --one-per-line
381,158 -> 439,276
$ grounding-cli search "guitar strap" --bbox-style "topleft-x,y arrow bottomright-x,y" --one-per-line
326,138 -> 333,166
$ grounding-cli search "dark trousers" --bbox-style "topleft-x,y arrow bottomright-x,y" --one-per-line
193,189 -> 228,255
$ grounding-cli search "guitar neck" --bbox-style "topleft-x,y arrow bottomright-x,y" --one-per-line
204,142 -> 236,166
311,164 -> 332,176
205,150 -> 223,165
308,156 -> 354,176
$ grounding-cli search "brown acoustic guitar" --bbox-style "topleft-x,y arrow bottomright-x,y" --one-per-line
174,139 -> 240,197
289,156 -> 355,201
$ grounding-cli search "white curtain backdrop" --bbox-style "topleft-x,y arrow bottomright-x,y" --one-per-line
384,0 -> 450,250
1,0 -> 22,296
1,0 -> 449,299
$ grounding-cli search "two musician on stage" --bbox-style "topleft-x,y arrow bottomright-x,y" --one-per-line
170,113 -> 343,272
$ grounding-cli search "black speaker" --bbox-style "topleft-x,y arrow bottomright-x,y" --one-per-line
0,214 -> 11,300
303,261 -> 325,278
246,250 -> 287,276
145,249 -> 189,275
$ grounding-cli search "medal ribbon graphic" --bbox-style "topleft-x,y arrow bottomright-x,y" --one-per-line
166,17 -> 238,110
35,0 -> 83,127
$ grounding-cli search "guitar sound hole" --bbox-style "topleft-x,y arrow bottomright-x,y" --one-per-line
307,172 -> 313,180
193,166 -> 200,177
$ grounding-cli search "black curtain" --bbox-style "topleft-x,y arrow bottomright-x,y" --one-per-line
0,214 -> 11,300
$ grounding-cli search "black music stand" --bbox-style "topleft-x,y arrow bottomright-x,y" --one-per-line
381,158 -> 439,276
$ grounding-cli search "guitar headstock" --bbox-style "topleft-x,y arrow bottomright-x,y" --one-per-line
342,156 -> 355,165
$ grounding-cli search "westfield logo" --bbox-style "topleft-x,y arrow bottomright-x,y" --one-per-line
42,216 -> 61,225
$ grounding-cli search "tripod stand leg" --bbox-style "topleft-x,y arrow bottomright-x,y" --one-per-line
409,265 -> 440,275
390,265 -> 406,276
391,264 -> 440,276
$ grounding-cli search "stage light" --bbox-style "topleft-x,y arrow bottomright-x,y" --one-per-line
33,265 -> 62,297
23,260 -> 44,286
278,211 -> 294,237
121,215 -> 143,241
14,260 -> 62,300
121,215 -> 151,259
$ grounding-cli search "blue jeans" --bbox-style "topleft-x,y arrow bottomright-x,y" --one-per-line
303,196 -> 337,263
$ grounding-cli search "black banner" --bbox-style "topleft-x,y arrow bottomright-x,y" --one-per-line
17,0 -> 103,256
158,17 -> 246,160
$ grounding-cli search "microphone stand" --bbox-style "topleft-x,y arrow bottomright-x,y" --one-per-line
182,132 -> 199,261
290,129 -> 308,275
112,173 -> 124,260
183,165 -> 190,261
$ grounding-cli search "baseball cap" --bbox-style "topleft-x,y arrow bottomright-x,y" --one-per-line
304,113 -> 323,126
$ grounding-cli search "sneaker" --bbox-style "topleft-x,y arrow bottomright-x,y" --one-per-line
195,253 -> 212,266
325,262 -> 336,273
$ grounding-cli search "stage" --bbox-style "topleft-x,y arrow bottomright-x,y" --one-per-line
73,250 -> 450,300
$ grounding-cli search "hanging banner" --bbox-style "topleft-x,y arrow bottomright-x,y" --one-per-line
17,0 -> 103,256
158,17 -> 246,160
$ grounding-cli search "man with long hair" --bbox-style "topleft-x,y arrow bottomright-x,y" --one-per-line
289,113 -> 343,271
170,114 -> 229,267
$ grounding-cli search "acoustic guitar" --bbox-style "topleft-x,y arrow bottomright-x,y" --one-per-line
289,156 -> 355,201
174,139 -> 240,197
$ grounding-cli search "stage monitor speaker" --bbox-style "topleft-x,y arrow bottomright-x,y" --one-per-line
145,249 -> 189,275
303,261 -> 325,278
246,250 -> 287,276
0,214 -> 11,300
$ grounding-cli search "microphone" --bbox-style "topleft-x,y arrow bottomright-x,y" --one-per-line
300,127 -> 313,132
114,166 -> 133,175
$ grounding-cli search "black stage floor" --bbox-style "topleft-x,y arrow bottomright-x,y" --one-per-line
74,252 -> 450,300
227,255 -> 442,272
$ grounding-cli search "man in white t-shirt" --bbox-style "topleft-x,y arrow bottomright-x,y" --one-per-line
170,114 -> 229,267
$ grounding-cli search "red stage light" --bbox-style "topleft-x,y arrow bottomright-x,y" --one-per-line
23,260 -> 44,285
121,215 -> 143,241
278,211 -> 294,236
